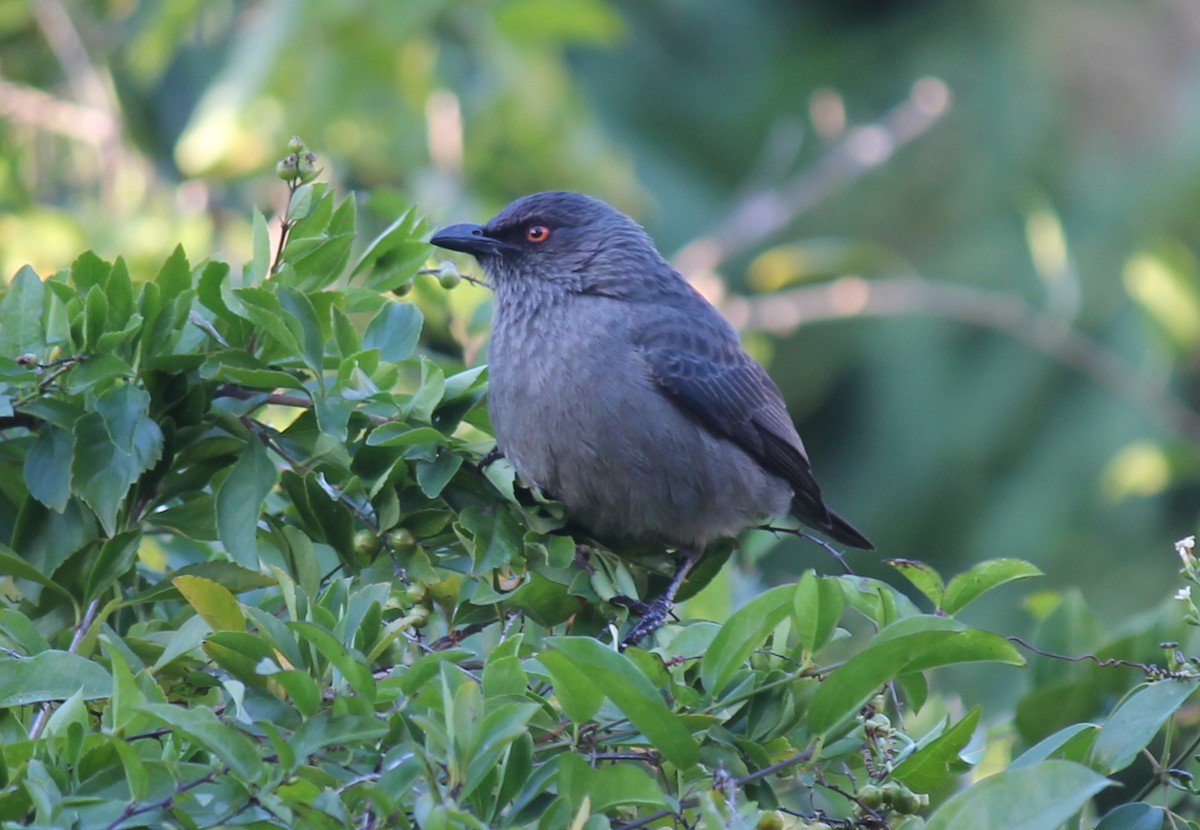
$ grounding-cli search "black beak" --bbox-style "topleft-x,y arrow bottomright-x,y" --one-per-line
429,222 -> 507,258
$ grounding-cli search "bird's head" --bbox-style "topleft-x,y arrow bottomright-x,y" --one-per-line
430,191 -> 676,298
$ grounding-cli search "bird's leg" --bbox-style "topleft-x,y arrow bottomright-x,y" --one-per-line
479,446 -> 505,469
621,546 -> 702,648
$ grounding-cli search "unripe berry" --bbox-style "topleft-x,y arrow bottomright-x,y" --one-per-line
276,153 -> 299,180
438,263 -> 462,290
386,528 -> 417,553
858,784 -> 884,808
756,812 -> 784,830
353,529 -> 379,556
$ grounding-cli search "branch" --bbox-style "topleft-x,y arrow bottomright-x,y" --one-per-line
615,750 -> 813,830
28,597 -> 100,740
1008,636 -> 1198,680
0,78 -> 115,143
721,275 -> 1200,446
673,78 -> 951,277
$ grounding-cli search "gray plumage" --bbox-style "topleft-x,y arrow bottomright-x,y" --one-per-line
430,191 -> 873,553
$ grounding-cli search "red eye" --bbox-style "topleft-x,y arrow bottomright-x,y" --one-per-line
526,225 -> 550,243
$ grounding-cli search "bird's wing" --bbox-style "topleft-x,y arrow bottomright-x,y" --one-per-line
632,304 -> 834,528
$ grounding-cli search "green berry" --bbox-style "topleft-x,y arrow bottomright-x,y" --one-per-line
386,527 -> 417,553
858,784 -> 884,808
391,278 -> 414,297
298,151 -> 319,183
756,812 -> 784,830
276,153 -> 299,180
287,135 -> 306,153
438,265 -> 462,290
353,529 -> 379,557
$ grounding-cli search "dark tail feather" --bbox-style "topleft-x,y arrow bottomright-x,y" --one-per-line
791,493 -> 875,551
823,508 -> 874,551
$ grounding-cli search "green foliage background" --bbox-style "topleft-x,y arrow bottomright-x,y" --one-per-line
4,1 -> 1200,828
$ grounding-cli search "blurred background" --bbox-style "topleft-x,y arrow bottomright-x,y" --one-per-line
5,0 -> 1200,630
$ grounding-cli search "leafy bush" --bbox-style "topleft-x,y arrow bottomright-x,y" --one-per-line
1,146 -> 1198,829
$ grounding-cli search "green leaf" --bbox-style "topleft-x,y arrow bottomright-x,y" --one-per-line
124,561 -> 276,605
287,183 -> 316,222
61,353 -> 134,394
276,285 -> 324,375
892,706 -> 981,792
941,558 -> 1043,615
538,650 -> 604,723
289,621 -> 376,701
197,260 -> 239,321
105,257 -> 134,329
71,401 -> 163,536
1090,679 -> 1199,774
214,437 -> 278,568
701,584 -> 793,696
71,250 -> 112,293
366,424 -> 445,448
96,384 -> 152,453
200,349 -> 309,390
0,265 -> 46,358
1011,723 -> 1099,769
24,425 -> 74,512
154,244 -> 192,302
417,450 -> 463,498
407,357 -> 445,423
546,636 -> 699,769
363,301 -> 423,363
809,621 -> 1024,736
83,284 -> 109,350
351,205 -> 427,277
793,572 -> 844,656
923,760 -> 1110,830
1094,803 -> 1166,830
290,712 -> 389,761
85,531 -> 140,600
173,574 -> 246,631
111,737 -> 149,800
886,558 -> 946,607
558,753 -> 670,813
250,208 -> 271,284
137,702 -> 264,783
233,286 -> 302,355
0,650 -> 112,706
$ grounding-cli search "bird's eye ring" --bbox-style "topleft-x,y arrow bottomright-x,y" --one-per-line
526,225 -> 550,243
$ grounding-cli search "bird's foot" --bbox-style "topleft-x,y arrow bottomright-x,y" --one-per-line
610,594 -> 651,615
620,596 -> 673,648
479,446 -> 505,469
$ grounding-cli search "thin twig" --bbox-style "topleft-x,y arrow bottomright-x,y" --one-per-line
29,596 -> 101,740
673,78 -> 951,277
1008,636 -> 1198,679
615,750 -> 813,830
104,770 -> 219,830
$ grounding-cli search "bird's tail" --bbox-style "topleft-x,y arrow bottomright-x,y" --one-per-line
823,508 -> 875,551
792,493 -> 875,551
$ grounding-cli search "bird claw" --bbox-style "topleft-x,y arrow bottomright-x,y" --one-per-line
620,596 -> 673,648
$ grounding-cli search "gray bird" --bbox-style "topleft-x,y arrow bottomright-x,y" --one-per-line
430,191 -> 873,644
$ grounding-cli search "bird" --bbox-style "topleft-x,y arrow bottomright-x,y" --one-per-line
430,191 -> 873,645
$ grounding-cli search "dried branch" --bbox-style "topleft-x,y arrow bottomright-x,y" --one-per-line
673,78 -> 952,278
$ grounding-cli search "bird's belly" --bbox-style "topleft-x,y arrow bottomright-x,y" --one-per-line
489,325 -> 789,547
